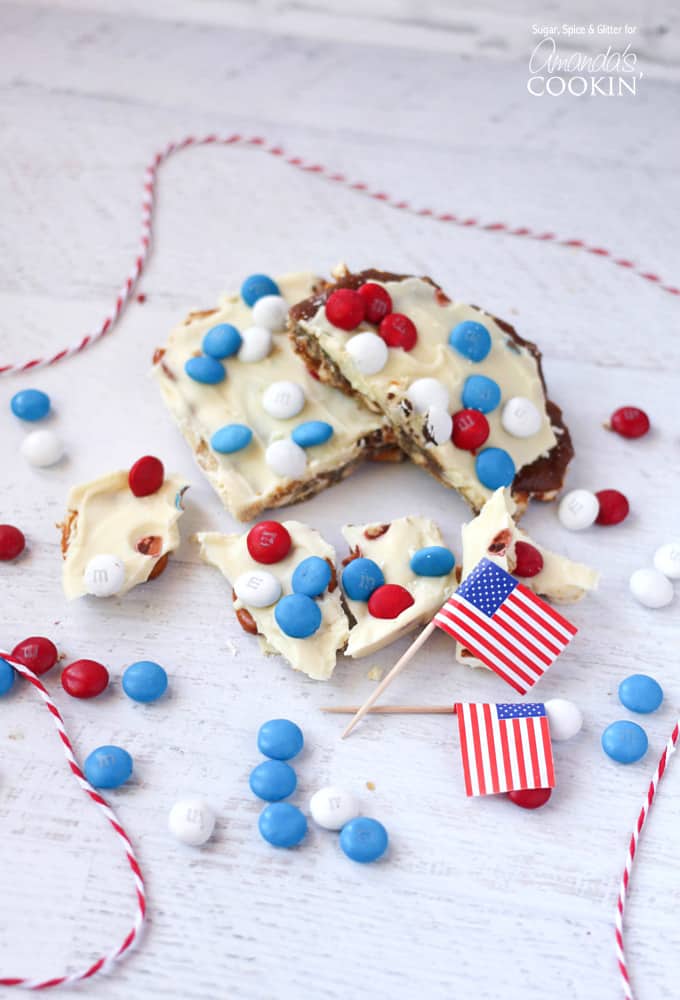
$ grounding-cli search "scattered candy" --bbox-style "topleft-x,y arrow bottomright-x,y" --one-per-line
258,802 -> 307,848
291,420 -> 334,448
0,659 -> 15,696
629,567 -> 674,609
507,788 -> 552,810
241,274 -> 280,307
309,786 -> 360,831
407,377 -> 449,414
448,320 -> 491,362
11,388 -> 51,422
257,719 -> 304,760
325,289 -> 365,331
238,326 -> 273,362
451,409 -> 489,451
342,557 -> 384,601
653,542 -> 680,580
368,583 -> 415,620
251,295 -> 288,331
462,374 -> 501,414
247,522 -> 292,564
345,331 -> 388,375
84,745 -> 133,789
21,428 -> 64,467
501,397 -> 542,438
262,380 -> 306,420
265,439 -> 307,479
424,406 -> 453,446
379,313 -> 417,351
339,817 -> 388,863
475,447 -> 516,489
513,541 -> 544,578
234,569 -> 282,608
0,524 -> 26,561
249,760 -> 297,802
84,554 -> 126,597
128,455 -> 164,497
184,355 -> 226,385
410,546 -> 455,577
292,555 -> 331,597
619,674 -> 663,714
544,698 -> 583,741
211,423 -> 253,454
11,636 -> 58,675
609,406 -> 650,439
595,489 -> 630,526
122,661 -> 168,703
275,593 -> 322,638
61,659 -> 110,699
168,798 -> 216,846
557,489 -> 599,531
358,283 -> 392,324
202,323 -> 242,359
601,721 -> 648,764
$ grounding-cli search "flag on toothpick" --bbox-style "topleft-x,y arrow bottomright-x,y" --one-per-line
455,702 -> 555,797
434,558 -> 577,694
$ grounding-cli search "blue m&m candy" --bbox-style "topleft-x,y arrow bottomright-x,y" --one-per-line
249,760 -> 297,801
122,660 -> 168,703
410,546 -> 455,577
241,274 -> 281,307
462,374 -> 501,413
292,556 -> 332,597
211,423 -> 253,454
601,721 -> 648,764
258,802 -> 307,848
339,817 -> 389,863
342,558 -> 384,602
292,420 -> 334,448
618,674 -> 663,714
448,321 -> 491,362
84,745 -> 133,789
202,324 -> 242,359
475,447 -> 516,489
274,594 -> 322,638
0,658 -> 16,696
11,388 -> 51,422
257,719 -> 304,760
185,355 -> 226,385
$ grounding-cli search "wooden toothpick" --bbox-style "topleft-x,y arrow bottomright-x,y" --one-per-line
322,705 -> 456,715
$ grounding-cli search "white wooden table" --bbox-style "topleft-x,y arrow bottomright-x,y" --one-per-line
1,3 -> 679,998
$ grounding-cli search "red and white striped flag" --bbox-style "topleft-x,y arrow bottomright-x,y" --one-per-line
435,557 -> 577,694
455,702 -> 555,796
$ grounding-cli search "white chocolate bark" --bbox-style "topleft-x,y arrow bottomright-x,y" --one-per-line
196,521 -> 348,680
61,471 -> 187,600
342,516 -> 457,658
154,273 -> 390,521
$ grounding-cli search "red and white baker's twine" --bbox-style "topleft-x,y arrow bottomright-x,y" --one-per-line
0,652 -> 146,989
1,132 -> 678,376
615,719 -> 680,1000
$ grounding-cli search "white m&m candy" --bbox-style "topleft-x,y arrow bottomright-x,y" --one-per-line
653,542 -> 680,580
407,377 -> 449,414
262,381 -> 306,420
544,699 -> 583,741
502,397 -> 543,438
558,489 -> 599,531
425,406 -> 453,446
234,569 -> 281,608
252,295 -> 288,331
309,786 -> 360,831
21,429 -> 65,467
629,568 -> 674,609
168,798 -> 216,846
84,554 -> 126,597
238,326 -> 273,363
345,332 -> 388,375
265,439 -> 307,479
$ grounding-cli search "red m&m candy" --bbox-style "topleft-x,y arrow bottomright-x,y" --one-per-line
513,541 -> 544,578
367,584 -> 415,620
596,489 -> 630,526
451,409 -> 489,451
325,289 -> 365,331
0,524 -> 26,561
11,636 -> 58,676
247,521 -> 292,564
129,456 -> 164,497
358,283 -> 392,324
507,787 -> 552,810
378,314 -> 417,351
61,659 -> 110,699
609,406 -> 650,439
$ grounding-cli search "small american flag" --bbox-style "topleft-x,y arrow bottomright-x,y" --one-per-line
434,557 -> 577,694
455,702 -> 555,796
